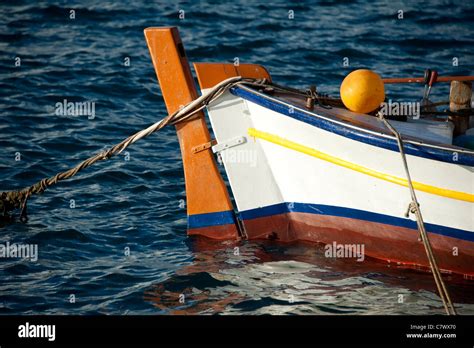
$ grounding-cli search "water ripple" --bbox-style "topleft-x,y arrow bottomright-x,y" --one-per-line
1,0 -> 473,315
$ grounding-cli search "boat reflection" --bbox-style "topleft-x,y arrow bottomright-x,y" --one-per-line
144,237 -> 474,315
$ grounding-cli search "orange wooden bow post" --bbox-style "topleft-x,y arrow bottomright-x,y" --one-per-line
144,27 -> 270,239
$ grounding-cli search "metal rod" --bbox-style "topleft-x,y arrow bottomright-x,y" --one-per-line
383,75 -> 474,84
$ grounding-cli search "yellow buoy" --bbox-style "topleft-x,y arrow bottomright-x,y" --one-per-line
340,69 -> 385,114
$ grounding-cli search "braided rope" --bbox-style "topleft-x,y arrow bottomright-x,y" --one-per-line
377,111 -> 457,315
1,76 -> 260,220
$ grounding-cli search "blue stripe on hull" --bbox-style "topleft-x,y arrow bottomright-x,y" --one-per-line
239,202 -> 474,243
188,210 -> 236,229
187,203 -> 473,242
231,86 -> 474,167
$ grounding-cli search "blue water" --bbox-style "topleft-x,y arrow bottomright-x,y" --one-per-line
1,0 -> 474,315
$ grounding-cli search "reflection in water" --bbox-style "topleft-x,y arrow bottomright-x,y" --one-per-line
145,238 -> 474,315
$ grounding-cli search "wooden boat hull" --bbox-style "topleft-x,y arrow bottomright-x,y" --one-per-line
144,28 -> 474,278
194,84 -> 474,277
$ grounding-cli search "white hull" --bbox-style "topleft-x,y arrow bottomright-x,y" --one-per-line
205,85 -> 474,275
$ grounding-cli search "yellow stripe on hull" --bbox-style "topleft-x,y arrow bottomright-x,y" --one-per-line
248,128 -> 474,203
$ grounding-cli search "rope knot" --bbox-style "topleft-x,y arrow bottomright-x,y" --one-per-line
404,201 -> 419,217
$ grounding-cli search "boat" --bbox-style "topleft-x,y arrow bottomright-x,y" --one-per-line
144,27 -> 474,279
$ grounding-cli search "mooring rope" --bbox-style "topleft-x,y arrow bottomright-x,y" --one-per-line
377,111 -> 457,315
1,76 -> 265,221
1,73 -> 460,316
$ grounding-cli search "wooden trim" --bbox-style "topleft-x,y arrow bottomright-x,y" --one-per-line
144,27 -> 239,237
194,62 -> 271,89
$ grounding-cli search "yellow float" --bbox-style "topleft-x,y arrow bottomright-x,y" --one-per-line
340,69 -> 385,113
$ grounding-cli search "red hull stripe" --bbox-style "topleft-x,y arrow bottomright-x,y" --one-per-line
187,204 -> 473,274
242,212 -> 474,276
188,223 -> 240,240
239,202 -> 474,242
